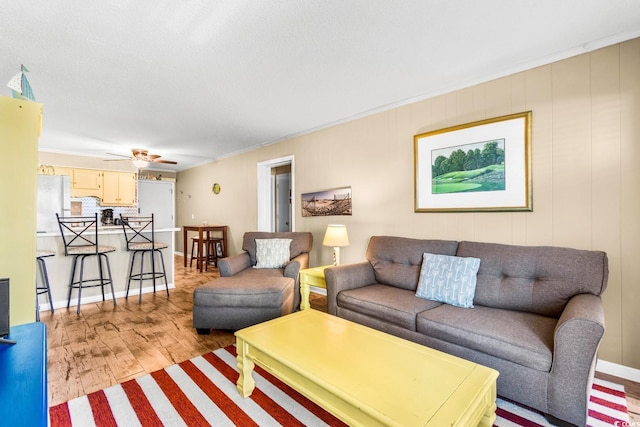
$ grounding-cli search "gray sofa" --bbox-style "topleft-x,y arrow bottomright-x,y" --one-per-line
325,236 -> 608,427
193,232 -> 312,332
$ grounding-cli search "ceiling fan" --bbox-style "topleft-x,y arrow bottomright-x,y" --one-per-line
105,148 -> 177,168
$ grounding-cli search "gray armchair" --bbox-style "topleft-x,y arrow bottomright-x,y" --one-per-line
193,231 -> 312,332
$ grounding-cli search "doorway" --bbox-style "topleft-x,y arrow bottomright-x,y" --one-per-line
273,165 -> 291,232
257,155 -> 294,232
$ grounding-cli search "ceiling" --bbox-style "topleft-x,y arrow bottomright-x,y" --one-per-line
2,1 -> 640,172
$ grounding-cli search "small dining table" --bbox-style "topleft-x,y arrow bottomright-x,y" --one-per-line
182,225 -> 228,273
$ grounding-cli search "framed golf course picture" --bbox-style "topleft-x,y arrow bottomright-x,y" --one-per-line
414,111 -> 532,212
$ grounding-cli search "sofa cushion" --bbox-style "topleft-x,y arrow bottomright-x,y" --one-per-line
366,236 -> 458,291
416,253 -> 481,308
337,284 -> 442,331
456,241 -> 609,317
254,238 -> 292,268
417,304 -> 555,371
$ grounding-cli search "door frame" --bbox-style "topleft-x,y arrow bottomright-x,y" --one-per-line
257,155 -> 295,231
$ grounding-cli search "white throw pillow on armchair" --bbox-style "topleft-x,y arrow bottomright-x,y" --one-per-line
254,238 -> 292,268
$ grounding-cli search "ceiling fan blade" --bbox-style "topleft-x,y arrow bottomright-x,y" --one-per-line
103,158 -> 129,162
152,159 -> 178,164
147,154 -> 161,160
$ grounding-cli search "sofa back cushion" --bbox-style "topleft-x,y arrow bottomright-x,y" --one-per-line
456,241 -> 608,317
366,236 -> 458,291
243,232 -> 313,266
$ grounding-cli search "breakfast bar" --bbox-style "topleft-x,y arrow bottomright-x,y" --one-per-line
35,226 -> 179,311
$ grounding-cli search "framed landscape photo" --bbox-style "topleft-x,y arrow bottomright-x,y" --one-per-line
414,111 -> 532,212
301,186 -> 352,217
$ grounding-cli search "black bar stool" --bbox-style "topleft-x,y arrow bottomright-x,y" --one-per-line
35,250 -> 55,321
56,213 -> 117,313
120,214 -> 169,303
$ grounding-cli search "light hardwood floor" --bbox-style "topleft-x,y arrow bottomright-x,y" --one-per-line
43,255 -> 639,423
43,255 -> 233,406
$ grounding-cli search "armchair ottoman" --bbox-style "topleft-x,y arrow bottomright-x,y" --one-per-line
193,276 -> 294,332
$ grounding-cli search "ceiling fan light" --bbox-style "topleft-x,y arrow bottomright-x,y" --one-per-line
132,159 -> 149,168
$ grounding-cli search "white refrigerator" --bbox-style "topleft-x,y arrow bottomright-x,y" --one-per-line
137,180 -> 175,229
37,175 -> 71,233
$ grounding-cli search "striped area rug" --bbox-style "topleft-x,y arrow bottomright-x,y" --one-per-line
50,345 -> 629,427
495,379 -> 629,427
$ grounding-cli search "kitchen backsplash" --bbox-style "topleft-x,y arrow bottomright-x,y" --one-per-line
74,197 -> 138,219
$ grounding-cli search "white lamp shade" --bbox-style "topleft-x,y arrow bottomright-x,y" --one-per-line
322,224 -> 349,247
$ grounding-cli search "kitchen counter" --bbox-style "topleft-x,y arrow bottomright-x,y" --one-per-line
36,227 -> 179,311
36,225 -> 178,237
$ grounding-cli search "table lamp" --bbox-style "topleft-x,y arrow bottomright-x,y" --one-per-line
322,224 -> 349,265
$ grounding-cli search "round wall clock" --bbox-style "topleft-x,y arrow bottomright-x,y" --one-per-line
212,183 -> 221,194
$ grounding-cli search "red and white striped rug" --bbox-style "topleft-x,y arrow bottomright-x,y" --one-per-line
50,345 -> 629,427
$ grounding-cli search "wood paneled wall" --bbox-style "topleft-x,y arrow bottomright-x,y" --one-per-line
177,38 -> 640,368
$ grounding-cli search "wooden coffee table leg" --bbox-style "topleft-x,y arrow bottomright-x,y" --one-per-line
478,380 -> 497,427
236,338 -> 256,397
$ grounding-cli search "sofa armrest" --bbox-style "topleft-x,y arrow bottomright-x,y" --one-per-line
324,262 -> 376,315
547,293 -> 605,426
218,252 -> 252,277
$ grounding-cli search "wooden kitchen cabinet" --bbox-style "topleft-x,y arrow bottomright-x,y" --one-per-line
70,168 -> 102,198
46,165 -> 137,205
53,166 -> 73,177
101,171 -> 136,205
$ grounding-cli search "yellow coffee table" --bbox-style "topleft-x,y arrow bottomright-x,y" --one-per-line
235,310 -> 499,427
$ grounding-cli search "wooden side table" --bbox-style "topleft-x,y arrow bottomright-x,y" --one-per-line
299,265 -> 332,310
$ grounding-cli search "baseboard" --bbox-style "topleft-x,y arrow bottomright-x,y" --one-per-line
310,286 -> 327,296
175,251 -> 185,257
596,358 -> 640,383
39,283 -> 177,311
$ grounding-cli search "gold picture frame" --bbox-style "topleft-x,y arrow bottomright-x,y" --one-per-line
414,111 -> 532,212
